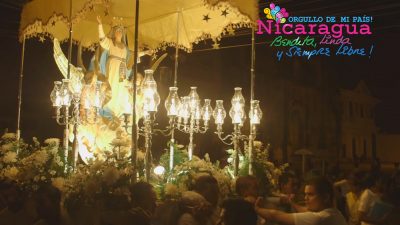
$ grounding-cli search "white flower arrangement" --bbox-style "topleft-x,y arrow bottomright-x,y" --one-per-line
162,154 -> 232,200
0,132 -> 288,209
63,150 -> 133,211
1,132 -> 16,140
1,143 -> 14,153
44,138 -> 61,147
225,141 -> 288,194
3,167 -> 19,180
0,134 -> 65,192
2,151 -> 17,163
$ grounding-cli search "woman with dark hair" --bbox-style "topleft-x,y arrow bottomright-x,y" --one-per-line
255,177 -> 347,225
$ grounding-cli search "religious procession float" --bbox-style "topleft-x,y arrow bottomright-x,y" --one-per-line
1,0 -> 289,222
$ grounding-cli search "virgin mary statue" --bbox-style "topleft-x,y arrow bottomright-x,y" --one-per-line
97,16 -> 133,121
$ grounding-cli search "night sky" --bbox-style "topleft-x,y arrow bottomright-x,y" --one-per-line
0,0 -> 400,144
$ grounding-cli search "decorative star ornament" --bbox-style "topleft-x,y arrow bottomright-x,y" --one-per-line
39,36 -> 45,42
212,41 -> 220,49
51,21 -> 56,26
203,14 -> 211,22
227,26 -> 235,36
221,9 -> 229,17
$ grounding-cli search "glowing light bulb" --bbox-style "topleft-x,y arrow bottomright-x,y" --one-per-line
153,165 -> 165,175
165,87 -> 181,116
50,81 -> 62,107
229,87 -> 245,124
213,100 -> 226,125
202,99 -> 212,121
249,100 -> 263,125
60,79 -> 72,106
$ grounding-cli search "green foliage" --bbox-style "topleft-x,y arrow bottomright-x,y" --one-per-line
159,141 -> 188,172
225,142 -> 288,196
155,141 -> 231,201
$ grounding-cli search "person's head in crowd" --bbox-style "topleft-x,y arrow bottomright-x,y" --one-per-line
34,184 -> 62,225
279,172 -> 297,195
348,170 -> 365,194
0,179 -> 24,213
221,198 -> 257,225
235,175 -> 259,203
360,172 -> 384,193
131,182 -> 157,214
193,175 -> 220,207
179,191 -> 214,223
304,177 -> 334,212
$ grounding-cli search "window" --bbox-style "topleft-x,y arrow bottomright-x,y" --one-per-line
342,144 -> 346,158
371,134 -> 377,158
363,139 -> 367,157
360,105 -> 364,118
355,103 -> 358,116
349,102 -> 354,117
342,103 -> 345,116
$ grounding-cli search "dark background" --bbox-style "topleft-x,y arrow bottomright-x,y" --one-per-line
0,0 -> 399,155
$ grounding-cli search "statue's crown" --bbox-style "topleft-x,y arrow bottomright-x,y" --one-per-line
111,17 -> 124,29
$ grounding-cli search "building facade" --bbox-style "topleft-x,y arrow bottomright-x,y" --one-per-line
259,59 -> 397,172
339,81 -> 380,161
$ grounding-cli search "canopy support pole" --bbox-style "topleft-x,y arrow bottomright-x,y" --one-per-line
249,26 -> 256,175
64,0 -> 73,172
131,0 -> 140,182
169,10 -> 181,173
67,0 -> 73,80
173,10 -> 180,87
16,35 -> 26,149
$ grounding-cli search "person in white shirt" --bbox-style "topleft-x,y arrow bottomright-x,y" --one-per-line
358,173 -> 387,225
255,177 -> 347,225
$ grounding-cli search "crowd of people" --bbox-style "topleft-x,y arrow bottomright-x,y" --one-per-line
1,166 -> 399,225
